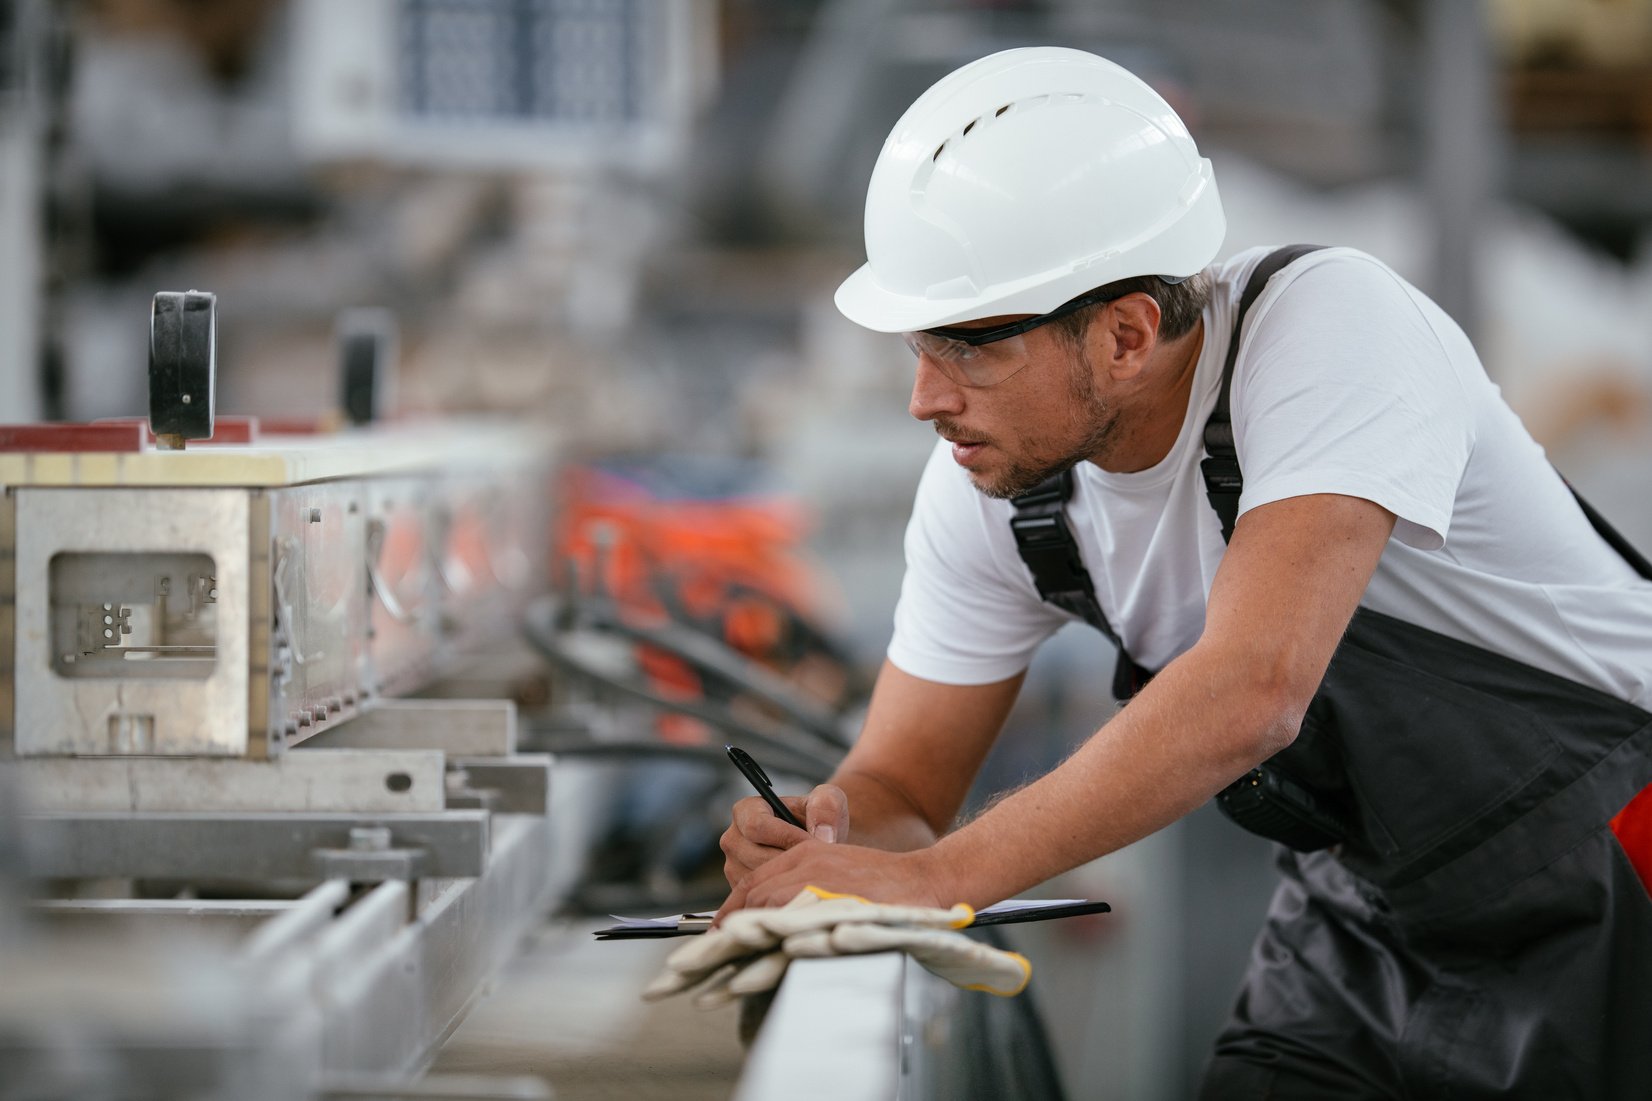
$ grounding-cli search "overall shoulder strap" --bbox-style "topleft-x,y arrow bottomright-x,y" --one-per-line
1567,482 -> 1652,581
1009,470 -> 1116,644
1010,470 -> 1151,699
1198,243 -> 1652,582
1201,244 -> 1326,543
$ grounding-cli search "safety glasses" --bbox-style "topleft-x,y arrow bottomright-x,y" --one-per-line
902,285 -> 1124,388
902,330 -> 1034,388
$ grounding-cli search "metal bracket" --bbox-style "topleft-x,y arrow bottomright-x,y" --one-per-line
312,826 -> 430,881
445,755 -> 552,816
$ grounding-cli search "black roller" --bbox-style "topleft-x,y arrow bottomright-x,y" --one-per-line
337,307 -> 398,426
148,290 -> 217,448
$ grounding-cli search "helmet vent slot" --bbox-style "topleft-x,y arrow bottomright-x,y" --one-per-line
846,49 -> 1226,329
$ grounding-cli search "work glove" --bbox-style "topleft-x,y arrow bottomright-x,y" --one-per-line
642,886 -> 1030,1007
785,921 -> 1029,995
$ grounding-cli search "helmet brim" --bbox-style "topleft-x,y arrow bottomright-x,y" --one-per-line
834,264 -> 1001,334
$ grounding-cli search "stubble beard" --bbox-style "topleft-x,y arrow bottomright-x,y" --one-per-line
968,353 -> 1119,500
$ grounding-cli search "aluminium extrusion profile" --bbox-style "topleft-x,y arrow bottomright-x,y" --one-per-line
17,810 -> 490,881
2,816 -> 560,1094
11,749 -> 448,813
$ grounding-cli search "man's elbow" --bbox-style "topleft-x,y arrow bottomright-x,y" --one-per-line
1250,697 -> 1308,762
1220,653 -> 1315,766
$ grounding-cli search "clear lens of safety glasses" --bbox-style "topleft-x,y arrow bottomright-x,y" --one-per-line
902,331 -> 1032,388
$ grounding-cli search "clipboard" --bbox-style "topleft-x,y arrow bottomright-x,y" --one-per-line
593,898 -> 1110,940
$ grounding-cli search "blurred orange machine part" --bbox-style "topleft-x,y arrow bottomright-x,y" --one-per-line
554,463 -> 850,745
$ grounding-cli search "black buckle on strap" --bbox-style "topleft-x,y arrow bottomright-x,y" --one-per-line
1010,511 -> 1095,604
1200,455 -> 1242,494
1010,471 -> 1157,700
1012,472 -> 1072,509
1009,512 -> 1074,548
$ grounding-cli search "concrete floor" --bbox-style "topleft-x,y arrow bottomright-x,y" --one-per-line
431,918 -> 748,1100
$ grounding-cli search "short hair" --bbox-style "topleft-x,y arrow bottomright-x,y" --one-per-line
1051,271 -> 1211,346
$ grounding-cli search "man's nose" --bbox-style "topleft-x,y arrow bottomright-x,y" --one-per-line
909,355 -> 965,421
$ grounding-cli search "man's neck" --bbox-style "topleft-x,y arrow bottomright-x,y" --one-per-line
1093,318 -> 1206,474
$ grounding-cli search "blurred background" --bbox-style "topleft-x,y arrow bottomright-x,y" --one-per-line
2,0 -> 1650,1098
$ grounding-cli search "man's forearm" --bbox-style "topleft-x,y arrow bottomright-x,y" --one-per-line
924,640 -> 1304,908
921,495 -> 1389,908
801,660 -> 1019,856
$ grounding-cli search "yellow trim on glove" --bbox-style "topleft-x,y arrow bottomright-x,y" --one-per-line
802,885 -> 976,929
963,951 -> 1032,997
803,885 -> 869,904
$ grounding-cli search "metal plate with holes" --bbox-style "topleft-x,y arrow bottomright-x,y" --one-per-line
15,487 -> 255,756
12,484 -> 372,757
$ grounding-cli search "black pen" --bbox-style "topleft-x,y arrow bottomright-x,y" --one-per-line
726,745 -> 806,830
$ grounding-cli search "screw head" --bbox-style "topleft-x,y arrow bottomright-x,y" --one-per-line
348,826 -> 392,852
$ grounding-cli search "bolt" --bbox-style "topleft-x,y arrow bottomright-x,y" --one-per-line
348,826 -> 392,852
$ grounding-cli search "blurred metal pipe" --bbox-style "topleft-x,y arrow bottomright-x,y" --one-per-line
1420,0 -> 1503,352
0,0 -> 43,422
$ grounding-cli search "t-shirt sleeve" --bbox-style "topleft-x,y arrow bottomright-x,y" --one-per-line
886,442 -> 1069,684
1232,251 -> 1475,550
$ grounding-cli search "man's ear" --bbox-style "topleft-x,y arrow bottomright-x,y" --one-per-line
1091,293 -> 1162,380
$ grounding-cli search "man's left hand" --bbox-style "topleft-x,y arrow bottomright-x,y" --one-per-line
714,840 -> 956,923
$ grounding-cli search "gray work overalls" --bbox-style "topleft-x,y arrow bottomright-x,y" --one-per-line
1010,247 -> 1652,1098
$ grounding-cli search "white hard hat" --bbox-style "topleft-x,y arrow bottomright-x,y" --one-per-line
835,47 -> 1225,333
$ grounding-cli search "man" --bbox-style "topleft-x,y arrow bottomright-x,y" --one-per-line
718,47 -> 1652,1097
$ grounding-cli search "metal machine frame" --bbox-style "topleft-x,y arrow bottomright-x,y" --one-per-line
0,290 -> 569,1098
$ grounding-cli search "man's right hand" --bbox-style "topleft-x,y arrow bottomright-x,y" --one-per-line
720,784 -> 849,888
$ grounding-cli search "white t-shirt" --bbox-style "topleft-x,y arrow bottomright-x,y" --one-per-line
889,246 -> 1652,710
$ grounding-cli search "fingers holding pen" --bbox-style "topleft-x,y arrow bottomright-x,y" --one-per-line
720,747 -> 847,888
733,795 -> 812,847
719,785 -> 844,879
720,795 -> 810,888
804,784 -> 849,844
